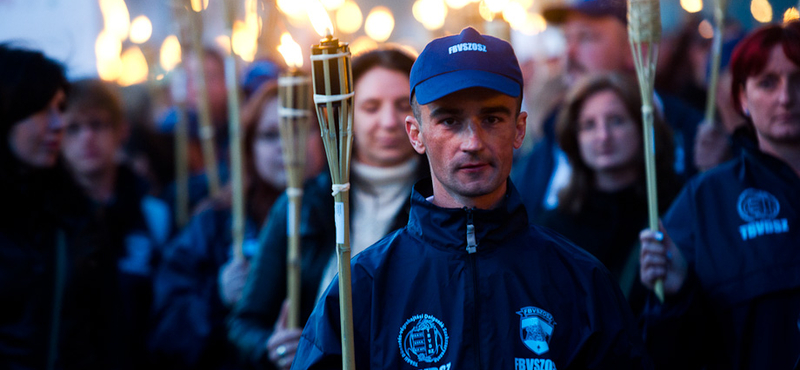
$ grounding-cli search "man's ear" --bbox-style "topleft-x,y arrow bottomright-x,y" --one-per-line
405,115 -> 426,155
513,111 -> 527,150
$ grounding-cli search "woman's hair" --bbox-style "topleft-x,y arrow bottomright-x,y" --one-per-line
0,44 -> 69,137
352,47 -> 415,85
555,72 -> 677,215
730,20 -> 800,119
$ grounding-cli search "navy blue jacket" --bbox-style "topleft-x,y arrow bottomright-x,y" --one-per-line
292,181 -> 651,369
641,135 -> 800,370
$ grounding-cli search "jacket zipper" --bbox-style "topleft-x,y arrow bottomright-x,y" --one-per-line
465,208 -> 482,368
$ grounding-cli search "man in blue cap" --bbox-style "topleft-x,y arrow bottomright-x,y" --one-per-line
291,27 -> 651,369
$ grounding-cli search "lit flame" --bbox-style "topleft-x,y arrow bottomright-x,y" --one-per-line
277,0 -> 306,20
118,46 -> 149,86
478,0 -> 494,21
445,0 -> 471,10
232,20 -> 258,62
99,0 -> 131,41
365,6 -> 394,42
278,32 -> 304,69
680,0 -> 703,13
413,0 -> 448,30
96,30 -> 122,61
785,7 -> 800,22
97,55 -> 122,82
160,35 -> 182,72
307,0 -> 335,37
129,15 -> 152,44
321,0 -> 345,11
190,0 -> 209,12
751,0 -> 773,23
483,0 -> 510,14
503,1 -> 526,29
336,1 -> 363,34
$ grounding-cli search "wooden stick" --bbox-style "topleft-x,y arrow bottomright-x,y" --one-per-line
628,0 -> 665,302
187,2 -> 221,197
223,0 -> 245,261
311,34 -> 356,370
279,72 -> 311,328
170,1 -> 193,227
704,0 -> 728,129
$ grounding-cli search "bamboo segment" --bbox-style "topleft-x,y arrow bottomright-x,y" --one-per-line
172,67 -> 190,227
222,2 -> 246,261
278,72 -> 312,329
310,34 -> 356,370
188,5 -> 221,197
628,0 -> 665,302
704,0 -> 729,129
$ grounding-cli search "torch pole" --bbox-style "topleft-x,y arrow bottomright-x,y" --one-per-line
311,32 -> 356,370
628,0 -> 665,302
278,70 -> 311,328
187,2 -> 221,196
223,1 -> 245,260
704,0 -> 728,129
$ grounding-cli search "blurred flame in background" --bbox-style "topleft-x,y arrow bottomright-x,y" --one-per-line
680,0 -> 703,13
160,35 -> 182,72
277,32 -> 304,69
119,46 -> 148,86
336,1 -> 363,34
190,0 -> 209,12
785,7 -> 799,22
751,0 -> 773,23
129,15 -> 152,44
365,6 -> 394,42
413,0 -> 447,30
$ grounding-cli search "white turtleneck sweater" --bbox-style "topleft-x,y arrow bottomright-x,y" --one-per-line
316,157 -> 421,301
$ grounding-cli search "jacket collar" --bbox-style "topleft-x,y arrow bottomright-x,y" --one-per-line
406,179 -> 529,252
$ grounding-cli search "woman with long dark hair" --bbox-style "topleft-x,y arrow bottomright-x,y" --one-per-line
538,72 -> 681,308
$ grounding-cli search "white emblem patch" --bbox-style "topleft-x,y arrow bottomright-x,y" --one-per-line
517,306 -> 556,355
398,314 -> 449,367
736,188 -> 789,240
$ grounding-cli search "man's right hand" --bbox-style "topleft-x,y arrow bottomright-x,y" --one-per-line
639,225 -> 688,296
266,300 -> 302,370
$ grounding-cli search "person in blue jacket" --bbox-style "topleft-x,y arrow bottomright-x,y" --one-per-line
639,21 -> 800,369
291,27 -> 651,370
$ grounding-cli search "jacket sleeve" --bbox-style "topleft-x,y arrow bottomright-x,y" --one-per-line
148,209 -> 229,367
227,195 -> 291,368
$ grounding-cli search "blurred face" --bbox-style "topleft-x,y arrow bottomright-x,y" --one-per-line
9,90 -> 66,168
353,67 -> 416,167
406,88 -> 526,209
253,97 -> 286,189
739,45 -> 800,150
62,108 -> 123,176
577,89 -> 641,174
563,14 -> 631,84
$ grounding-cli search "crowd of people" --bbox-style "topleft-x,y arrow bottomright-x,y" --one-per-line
1,0 -> 798,369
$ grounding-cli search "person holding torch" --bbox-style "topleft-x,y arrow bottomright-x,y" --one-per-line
639,21 -> 800,370
291,27 -> 651,369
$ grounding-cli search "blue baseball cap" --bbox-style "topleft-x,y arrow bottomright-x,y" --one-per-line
409,27 -> 523,105
543,0 -> 627,25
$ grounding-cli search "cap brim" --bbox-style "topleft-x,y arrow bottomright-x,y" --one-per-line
414,69 -> 521,105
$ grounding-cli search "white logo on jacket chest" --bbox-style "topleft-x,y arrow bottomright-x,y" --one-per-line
517,306 -> 556,355
398,314 -> 449,367
736,188 -> 789,240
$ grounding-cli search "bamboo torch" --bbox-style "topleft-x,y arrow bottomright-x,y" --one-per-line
308,6 -> 356,369
277,33 -> 311,329
628,0 -> 665,302
704,0 -> 729,129
169,0 -> 192,227
223,1 -> 246,260
187,0 -> 221,196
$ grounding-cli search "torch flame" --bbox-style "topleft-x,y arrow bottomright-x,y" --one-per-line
278,33 -> 304,69
160,35 -> 182,72
306,0 -> 335,38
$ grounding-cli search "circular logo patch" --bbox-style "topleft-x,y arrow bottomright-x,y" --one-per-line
737,188 -> 780,222
398,314 -> 449,366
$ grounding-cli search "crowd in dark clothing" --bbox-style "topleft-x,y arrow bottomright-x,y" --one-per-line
2,5 -> 800,369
